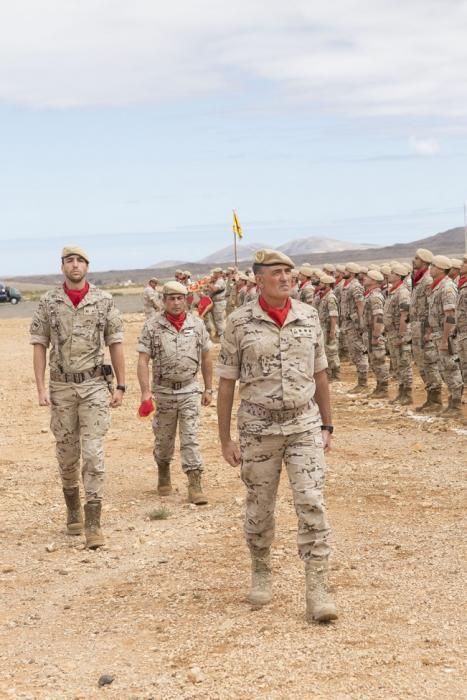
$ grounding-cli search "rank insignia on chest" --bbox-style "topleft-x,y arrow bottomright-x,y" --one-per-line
183,329 -> 195,335
291,326 -> 315,338
83,307 -> 96,315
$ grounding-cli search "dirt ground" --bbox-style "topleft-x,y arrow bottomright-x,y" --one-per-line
0,309 -> 466,700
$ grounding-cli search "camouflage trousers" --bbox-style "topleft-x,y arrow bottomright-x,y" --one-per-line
364,333 -> 389,384
387,333 -> 413,387
152,391 -> 203,472
458,334 -> 467,383
201,312 -> 215,339
323,329 -> 340,371
212,300 -> 226,336
49,379 -> 110,502
429,334 -> 463,400
411,322 -> 442,391
342,323 -> 368,376
238,428 -> 331,560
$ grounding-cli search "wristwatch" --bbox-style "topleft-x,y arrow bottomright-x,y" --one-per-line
204,388 -> 213,393
321,425 -> 334,434
116,384 -> 127,393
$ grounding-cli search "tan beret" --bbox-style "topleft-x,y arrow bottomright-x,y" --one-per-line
336,263 -> 346,273
320,273 -> 335,284
299,265 -> 314,277
183,270 -> 191,276
366,270 -> 384,282
149,277 -> 158,283
61,245 -> 89,263
400,263 -> 412,275
367,263 -> 379,271
238,272 -> 250,282
346,262 -> 360,274
391,263 -> 407,277
175,269 -> 184,275
211,267 -> 223,274
431,255 -> 452,271
415,248 -> 433,264
359,265 -> 368,274
254,249 -> 294,268
380,264 -> 391,275
322,263 -> 336,273
450,258 -> 462,269
162,280 -> 188,295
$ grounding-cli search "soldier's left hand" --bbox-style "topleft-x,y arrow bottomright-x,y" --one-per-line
322,430 -> 332,452
201,390 -> 212,406
110,389 -> 124,408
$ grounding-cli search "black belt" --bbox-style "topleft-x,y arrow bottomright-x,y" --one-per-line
50,366 -> 104,383
241,400 -> 314,422
156,378 -> 196,390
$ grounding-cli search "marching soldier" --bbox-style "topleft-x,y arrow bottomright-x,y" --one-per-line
455,254 -> 467,385
30,246 -> 126,548
362,270 -> 389,397
137,281 -> 213,504
143,277 -> 161,319
217,249 -> 337,624
209,268 -> 227,337
426,256 -> 463,418
383,263 -> 413,405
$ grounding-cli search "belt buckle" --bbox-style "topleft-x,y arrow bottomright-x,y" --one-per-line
74,373 -> 84,383
173,382 -> 182,390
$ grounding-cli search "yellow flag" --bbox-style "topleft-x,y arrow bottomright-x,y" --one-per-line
232,210 -> 243,239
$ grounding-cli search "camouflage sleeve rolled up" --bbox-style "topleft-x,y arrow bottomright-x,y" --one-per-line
314,320 -> 328,374
216,316 -> 240,380
350,282 -> 364,304
327,294 -> 339,317
441,281 -> 457,311
29,296 -> 51,347
136,321 -> 155,357
199,320 -> 213,353
103,298 -> 124,345
398,286 -> 411,313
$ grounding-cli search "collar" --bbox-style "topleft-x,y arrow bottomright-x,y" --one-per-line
431,274 -> 446,291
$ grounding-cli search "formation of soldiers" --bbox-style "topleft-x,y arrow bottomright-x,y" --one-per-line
172,249 -> 466,420
30,244 -> 465,628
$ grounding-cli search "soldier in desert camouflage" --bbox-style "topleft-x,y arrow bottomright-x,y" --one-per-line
142,277 -> 161,319
426,255 -> 463,418
456,254 -> 467,386
317,273 -> 341,380
137,281 -> 213,504
217,249 -> 337,624
30,246 -> 126,549
340,262 -> 369,393
362,270 -> 389,398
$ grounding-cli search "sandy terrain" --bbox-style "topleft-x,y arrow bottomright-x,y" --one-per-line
0,309 -> 466,700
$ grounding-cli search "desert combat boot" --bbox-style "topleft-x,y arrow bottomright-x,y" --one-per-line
247,547 -> 272,606
157,461 -> 173,496
84,500 -> 105,549
63,487 -> 83,535
305,559 -> 338,623
187,470 -> 208,505
370,381 -> 389,398
415,388 -> 442,413
348,373 -> 368,394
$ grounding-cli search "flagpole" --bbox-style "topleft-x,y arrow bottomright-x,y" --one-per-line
232,209 -> 238,268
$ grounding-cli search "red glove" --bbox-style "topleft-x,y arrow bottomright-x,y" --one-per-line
137,398 -> 155,418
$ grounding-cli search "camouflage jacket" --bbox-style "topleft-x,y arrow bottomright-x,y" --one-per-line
383,283 -> 411,334
428,276 -> 457,334
409,268 -> 432,325
363,287 -> 385,332
340,278 -> 364,326
298,281 -> 315,305
143,285 -> 161,317
318,290 -> 339,332
456,279 -> 467,336
137,312 -> 211,393
29,285 -> 123,373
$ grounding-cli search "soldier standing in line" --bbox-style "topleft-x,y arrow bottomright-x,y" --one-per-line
410,249 -> 443,413
455,254 -> 467,385
216,249 -> 337,624
448,259 -> 462,283
340,262 -> 369,393
209,268 -> 227,338
362,270 -> 389,398
383,263 -> 413,405
297,265 -> 315,305
426,256 -> 464,418
137,281 -> 213,504
243,273 -> 258,305
334,264 -> 348,361
317,273 -> 341,381
143,277 -> 161,319
30,246 -> 126,548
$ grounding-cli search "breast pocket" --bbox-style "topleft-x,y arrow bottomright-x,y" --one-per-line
290,325 -> 317,373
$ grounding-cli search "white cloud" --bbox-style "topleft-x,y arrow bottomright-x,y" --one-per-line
0,0 -> 466,120
409,137 -> 440,156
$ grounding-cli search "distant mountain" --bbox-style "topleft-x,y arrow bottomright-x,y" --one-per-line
279,236 -> 376,256
198,242 -> 270,264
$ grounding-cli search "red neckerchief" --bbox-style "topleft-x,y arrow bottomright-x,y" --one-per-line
458,275 -> 467,288
165,311 -> 187,332
335,274 -> 343,284
258,295 -> 291,327
343,278 -> 352,287
389,279 -> 403,294
430,275 -> 446,291
299,279 -> 309,289
318,287 -> 331,299
364,286 -> 377,297
63,281 -> 90,307
412,267 -> 428,287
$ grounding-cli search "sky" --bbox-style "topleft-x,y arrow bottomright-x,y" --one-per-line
1,0 -> 467,275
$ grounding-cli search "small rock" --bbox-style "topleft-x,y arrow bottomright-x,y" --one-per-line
45,544 -> 56,553
41,428 -> 48,434
187,666 -> 204,684
97,674 -> 115,687
2,566 -> 15,574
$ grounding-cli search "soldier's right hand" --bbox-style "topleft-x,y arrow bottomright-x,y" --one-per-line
37,390 -> 50,406
221,440 -> 241,467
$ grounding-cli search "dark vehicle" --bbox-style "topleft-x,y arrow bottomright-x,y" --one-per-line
0,283 -> 22,304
